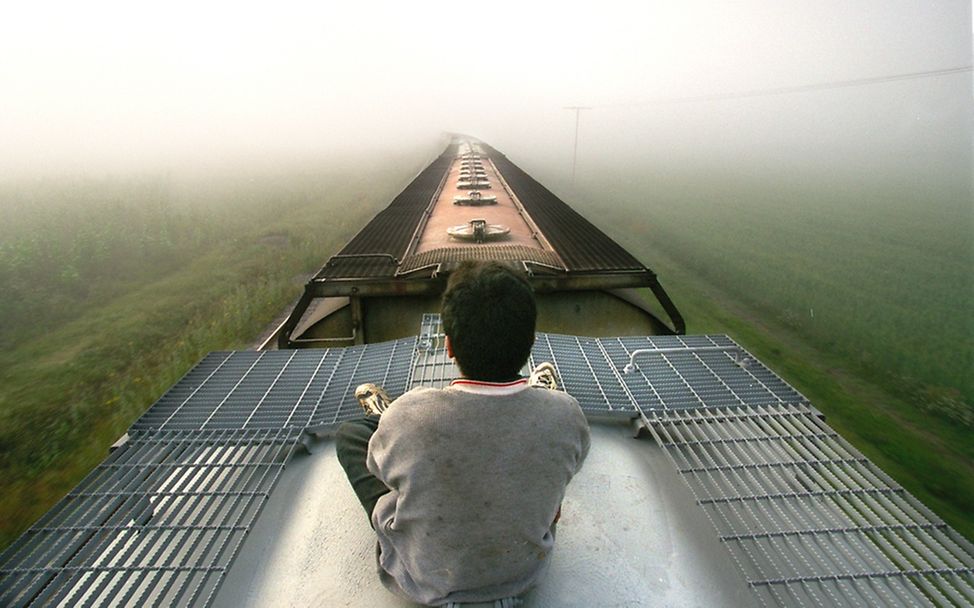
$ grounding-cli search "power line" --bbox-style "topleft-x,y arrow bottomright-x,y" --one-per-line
593,65 -> 973,108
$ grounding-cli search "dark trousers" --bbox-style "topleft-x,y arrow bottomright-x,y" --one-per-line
335,416 -> 390,526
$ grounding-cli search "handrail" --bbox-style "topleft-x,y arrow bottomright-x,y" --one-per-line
622,345 -> 746,374
326,253 -> 399,266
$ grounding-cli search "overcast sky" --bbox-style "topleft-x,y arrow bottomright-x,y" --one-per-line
0,0 -> 970,177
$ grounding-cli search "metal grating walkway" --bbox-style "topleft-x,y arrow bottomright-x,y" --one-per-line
410,314 -> 460,389
0,338 -> 416,607
531,332 -> 805,418
4,313 -> 973,608
131,338 -> 416,432
530,333 -> 635,417
644,404 -> 974,607
398,245 -> 565,275
0,428 -> 299,608
411,316 -> 804,421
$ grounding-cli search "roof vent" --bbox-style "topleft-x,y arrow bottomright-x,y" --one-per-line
447,218 -> 511,243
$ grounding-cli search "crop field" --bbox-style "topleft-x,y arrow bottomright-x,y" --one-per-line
571,166 -> 972,418
529,159 -> 973,539
0,146 -> 438,549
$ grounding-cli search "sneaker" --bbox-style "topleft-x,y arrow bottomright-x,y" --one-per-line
529,362 -> 558,390
355,383 -> 392,416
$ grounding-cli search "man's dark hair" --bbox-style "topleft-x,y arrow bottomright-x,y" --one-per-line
441,261 -> 536,381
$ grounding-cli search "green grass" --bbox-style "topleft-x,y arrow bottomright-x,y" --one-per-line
532,163 -> 974,541
574,168 -> 973,409
631,245 -> 974,541
0,146 -> 437,549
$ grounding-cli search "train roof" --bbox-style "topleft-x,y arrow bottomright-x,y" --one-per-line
315,140 -> 653,284
277,137 -> 685,347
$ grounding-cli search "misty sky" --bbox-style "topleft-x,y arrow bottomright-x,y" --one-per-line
0,0 -> 970,178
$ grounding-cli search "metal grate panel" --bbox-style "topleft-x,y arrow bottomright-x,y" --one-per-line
410,318 -> 804,418
529,333 -> 805,417
410,314 -> 459,389
10,311 -> 971,608
397,245 -> 565,275
603,335 -> 805,411
132,339 -> 416,433
0,429 -> 299,608
645,404 -> 974,607
307,337 -> 415,428
530,333 -> 636,417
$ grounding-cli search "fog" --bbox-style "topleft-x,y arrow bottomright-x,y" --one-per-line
0,0 -> 970,180
1,0 -> 973,549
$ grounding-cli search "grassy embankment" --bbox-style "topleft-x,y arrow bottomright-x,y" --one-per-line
555,169 -> 973,541
0,149 -> 432,549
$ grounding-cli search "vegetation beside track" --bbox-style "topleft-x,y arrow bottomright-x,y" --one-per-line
578,168 -> 973,415
0,148 -> 436,549
550,168 -> 974,542
632,247 -> 974,542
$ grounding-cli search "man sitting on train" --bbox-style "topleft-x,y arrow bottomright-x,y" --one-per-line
336,260 -> 591,606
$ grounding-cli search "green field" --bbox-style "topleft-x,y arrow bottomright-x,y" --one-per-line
0,147 -> 437,549
583,170 -> 974,415
0,140 -> 971,551
531,159 -> 974,539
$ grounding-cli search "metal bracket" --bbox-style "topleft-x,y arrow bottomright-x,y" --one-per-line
109,433 -> 130,452
630,416 -> 649,438
326,253 -> 400,267
290,326 -> 357,345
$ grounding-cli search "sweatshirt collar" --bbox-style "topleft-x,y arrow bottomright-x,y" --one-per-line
449,378 -> 529,395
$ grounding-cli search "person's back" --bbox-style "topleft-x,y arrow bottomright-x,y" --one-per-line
336,260 -> 591,606
369,383 -> 589,604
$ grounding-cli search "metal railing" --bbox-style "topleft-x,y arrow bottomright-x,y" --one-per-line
623,345 -> 747,374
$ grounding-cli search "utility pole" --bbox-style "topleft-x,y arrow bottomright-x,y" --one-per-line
564,106 -> 591,186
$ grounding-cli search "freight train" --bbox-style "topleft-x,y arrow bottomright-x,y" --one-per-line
1,138 -> 972,607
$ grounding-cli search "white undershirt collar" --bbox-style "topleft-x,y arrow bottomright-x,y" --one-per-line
449,378 -> 529,396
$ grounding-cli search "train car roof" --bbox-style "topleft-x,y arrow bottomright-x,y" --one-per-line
278,137 -> 686,347
315,139 -> 650,282
3,316 -> 972,606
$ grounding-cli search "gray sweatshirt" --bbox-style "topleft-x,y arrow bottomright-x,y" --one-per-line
366,379 -> 590,606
